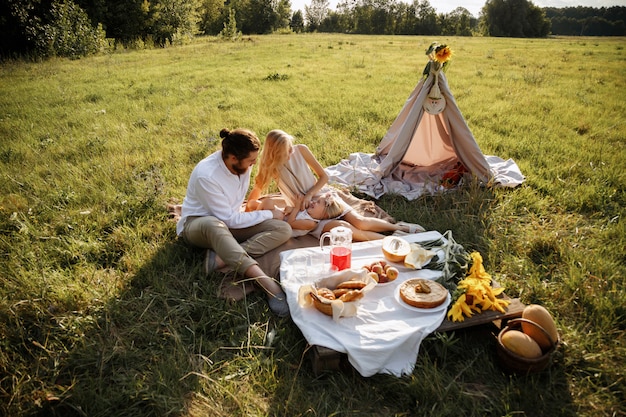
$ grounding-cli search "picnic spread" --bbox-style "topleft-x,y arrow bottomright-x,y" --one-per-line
279,230 -> 557,377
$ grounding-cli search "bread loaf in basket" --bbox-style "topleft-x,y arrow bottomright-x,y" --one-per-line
298,268 -> 376,321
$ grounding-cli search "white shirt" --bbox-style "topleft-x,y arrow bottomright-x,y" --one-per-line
176,150 -> 272,236
290,210 -> 319,237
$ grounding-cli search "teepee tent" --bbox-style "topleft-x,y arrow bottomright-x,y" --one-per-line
375,69 -> 490,181
326,46 -> 524,200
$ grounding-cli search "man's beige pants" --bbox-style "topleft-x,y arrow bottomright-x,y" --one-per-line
181,216 -> 291,276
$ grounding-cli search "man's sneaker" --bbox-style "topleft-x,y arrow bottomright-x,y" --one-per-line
204,249 -> 218,276
267,292 -> 290,318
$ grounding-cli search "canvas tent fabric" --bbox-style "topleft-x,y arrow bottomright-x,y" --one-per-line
325,64 -> 525,201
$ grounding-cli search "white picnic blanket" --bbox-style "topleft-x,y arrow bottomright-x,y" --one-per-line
280,231 -> 449,377
325,152 -> 525,200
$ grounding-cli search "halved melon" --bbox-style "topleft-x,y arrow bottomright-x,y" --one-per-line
381,236 -> 411,263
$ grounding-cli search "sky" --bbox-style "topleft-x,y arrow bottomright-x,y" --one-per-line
290,0 -> 626,17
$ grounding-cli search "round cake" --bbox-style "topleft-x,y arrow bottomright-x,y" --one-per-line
399,278 -> 448,309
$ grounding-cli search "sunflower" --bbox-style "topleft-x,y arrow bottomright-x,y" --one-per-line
422,42 -> 453,78
433,45 -> 453,64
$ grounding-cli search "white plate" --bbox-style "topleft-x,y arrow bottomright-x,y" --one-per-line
356,262 -> 400,286
394,285 -> 451,313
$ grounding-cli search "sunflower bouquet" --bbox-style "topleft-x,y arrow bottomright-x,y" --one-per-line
422,42 -> 453,78
446,251 -> 511,322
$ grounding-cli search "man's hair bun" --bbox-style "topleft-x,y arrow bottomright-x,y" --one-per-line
220,128 -> 231,139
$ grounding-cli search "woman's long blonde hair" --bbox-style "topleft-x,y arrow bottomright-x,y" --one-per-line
254,129 -> 293,192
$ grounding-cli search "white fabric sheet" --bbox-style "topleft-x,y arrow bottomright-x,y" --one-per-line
325,152 -> 525,201
280,231 -> 449,377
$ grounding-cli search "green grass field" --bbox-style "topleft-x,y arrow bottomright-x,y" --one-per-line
1,34 -> 625,416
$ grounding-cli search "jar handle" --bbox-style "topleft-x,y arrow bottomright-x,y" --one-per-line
319,232 -> 331,251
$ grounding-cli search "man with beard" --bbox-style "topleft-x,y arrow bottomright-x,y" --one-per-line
177,128 -> 292,317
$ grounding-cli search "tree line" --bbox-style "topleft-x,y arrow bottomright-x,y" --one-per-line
1,0 -> 623,60
545,6 -> 626,36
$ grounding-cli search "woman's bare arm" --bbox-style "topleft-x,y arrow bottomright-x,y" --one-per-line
298,144 -> 329,210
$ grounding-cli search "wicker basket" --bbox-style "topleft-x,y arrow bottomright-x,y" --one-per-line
310,292 -> 334,316
304,271 -> 374,318
496,318 -> 558,373
309,290 -> 364,317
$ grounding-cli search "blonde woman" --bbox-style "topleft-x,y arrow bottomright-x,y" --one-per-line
247,129 -> 424,241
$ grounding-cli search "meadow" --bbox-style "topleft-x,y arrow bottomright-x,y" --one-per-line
0,33 -> 624,416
